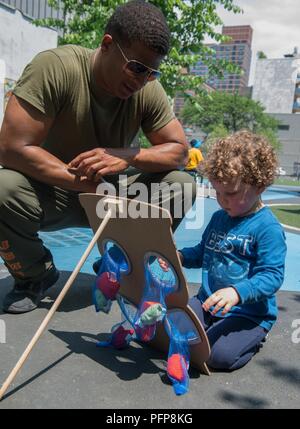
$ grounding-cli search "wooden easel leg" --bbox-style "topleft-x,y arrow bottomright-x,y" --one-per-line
0,209 -> 113,401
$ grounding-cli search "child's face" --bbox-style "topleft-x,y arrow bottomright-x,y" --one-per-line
211,179 -> 263,218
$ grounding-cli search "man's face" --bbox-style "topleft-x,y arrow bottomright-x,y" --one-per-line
211,179 -> 263,218
97,36 -> 165,99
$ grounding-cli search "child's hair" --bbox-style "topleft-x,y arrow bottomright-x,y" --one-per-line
202,130 -> 278,187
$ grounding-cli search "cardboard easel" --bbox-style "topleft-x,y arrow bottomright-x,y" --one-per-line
79,193 -> 211,375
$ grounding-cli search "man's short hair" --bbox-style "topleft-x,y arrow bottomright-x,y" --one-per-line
105,0 -> 171,55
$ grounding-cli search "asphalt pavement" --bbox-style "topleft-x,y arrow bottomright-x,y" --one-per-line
0,269 -> 299,409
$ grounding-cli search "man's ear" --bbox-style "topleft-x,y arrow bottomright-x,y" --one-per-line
100,34 -> 113,52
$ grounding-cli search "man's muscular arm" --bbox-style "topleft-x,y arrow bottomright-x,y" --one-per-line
0,95 -> 97,192
68,119 -> 189,181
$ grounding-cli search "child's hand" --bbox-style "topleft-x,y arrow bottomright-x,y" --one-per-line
158,251 -> 183,272
158,258 -> 169,272
177,251 -> 183,263
202,287 -> 240,316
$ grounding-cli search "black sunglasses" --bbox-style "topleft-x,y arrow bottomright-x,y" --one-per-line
116,42 -> 161,81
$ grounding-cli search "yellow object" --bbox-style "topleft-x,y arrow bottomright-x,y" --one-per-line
185,148 -> 204,171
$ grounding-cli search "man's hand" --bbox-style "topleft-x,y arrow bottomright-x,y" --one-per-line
202,287 -> 240,316
68,148 -> 138,180
68,119 -> 188,178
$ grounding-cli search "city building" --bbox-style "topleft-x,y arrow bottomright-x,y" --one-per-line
271,113 -> 300,176
190,25 -> 253,94
0,0 -> 63,20
252,48 -> 300,177
252,47 -> 300,114
173,82 -> 215,118
0,1 -> 58,124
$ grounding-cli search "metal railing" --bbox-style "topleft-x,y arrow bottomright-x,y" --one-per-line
0,0 -> 63,20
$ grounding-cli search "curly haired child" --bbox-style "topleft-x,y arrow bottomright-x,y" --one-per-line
179,130 -> 287,371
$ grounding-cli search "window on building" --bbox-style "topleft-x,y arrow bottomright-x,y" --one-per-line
278,125 -> 290,131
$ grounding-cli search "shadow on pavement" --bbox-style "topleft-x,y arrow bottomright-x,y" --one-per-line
218,390 -> 270,408
257,358 -> 300,389
1,350 -> 73,401
0,271 -> 95,315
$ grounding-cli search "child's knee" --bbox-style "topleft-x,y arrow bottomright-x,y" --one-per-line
208,346 -> 237,371
208,344 -> 259,371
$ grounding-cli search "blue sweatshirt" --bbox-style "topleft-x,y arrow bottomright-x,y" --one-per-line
180,207 -> 286,331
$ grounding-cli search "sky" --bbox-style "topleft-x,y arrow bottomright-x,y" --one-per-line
207,0 -> 300,85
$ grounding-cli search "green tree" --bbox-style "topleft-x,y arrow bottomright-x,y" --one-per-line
202,124 -> 229,154
139,131 -> 151,149
34,0 -> 242,98
181,91 -> 280,150
257,51 -> 267,59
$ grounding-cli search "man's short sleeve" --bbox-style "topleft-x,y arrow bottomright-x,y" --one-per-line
140,81 -> 175,134
13,50 -> 67,117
